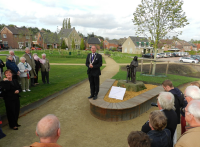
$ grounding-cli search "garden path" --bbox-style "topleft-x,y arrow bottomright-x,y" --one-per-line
0,55 -> 181,147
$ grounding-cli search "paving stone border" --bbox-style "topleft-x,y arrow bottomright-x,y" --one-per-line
89,79 -> 163,122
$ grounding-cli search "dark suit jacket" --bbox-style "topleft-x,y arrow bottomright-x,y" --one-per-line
86,53 -> 102,76
0,79 -> 22,101
141,109 -> 177,147
0,59 -> 5,72
6,60 -> 20,74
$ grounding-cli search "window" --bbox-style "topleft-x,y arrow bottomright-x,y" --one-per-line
144,42 -> 146,47
3,41 -> 8,44
130,48 -> 133,53
139,42 -> 141,47
3,34 -> 7,38
14,35 -> 17,38
124,48 -> 127,53
26,36 -> 30,39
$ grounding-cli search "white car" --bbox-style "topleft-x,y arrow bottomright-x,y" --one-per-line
179,57 -> 199,64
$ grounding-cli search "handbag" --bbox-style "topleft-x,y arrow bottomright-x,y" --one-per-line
27,72 -> 30,79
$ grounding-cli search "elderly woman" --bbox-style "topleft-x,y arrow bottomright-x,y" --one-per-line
33,53 -> 40,85
142,92 -> 178,147
18,57 -> 32,92
6,55 -> 20,80
0,69 -> 22,130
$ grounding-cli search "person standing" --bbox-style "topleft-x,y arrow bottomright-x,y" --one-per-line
23,47 -> 36,86
6,55 -> 20,80
0,69 -> 22,130
7,50 -> 19,65
18,57 -> 32,92
33,53 -> 40,85
86,46 -> 102,100
0,58 -> 5,81
40,53 -> 50,84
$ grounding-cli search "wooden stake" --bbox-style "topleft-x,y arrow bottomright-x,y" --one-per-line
149,61 -> 152,74
141,59 -> 143,74
166,61 -> 169,76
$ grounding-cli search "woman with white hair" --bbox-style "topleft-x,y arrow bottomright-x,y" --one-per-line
18,57 -> 32,92
142,92 -> 178,147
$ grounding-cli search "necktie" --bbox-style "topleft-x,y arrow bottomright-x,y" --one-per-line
92,54 -> 94,61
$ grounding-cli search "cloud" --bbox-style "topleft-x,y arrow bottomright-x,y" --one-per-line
0,0 -> 199,41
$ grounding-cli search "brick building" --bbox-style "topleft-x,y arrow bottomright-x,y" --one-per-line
0,26 -> 32,49
86,37 -> 101,49
103,39 -> 118,49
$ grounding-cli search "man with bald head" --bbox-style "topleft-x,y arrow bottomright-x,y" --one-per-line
30,114 -> 61,147
175,100 -> 200,147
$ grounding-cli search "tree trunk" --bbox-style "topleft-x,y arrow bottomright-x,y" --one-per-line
152,48 -> 157,75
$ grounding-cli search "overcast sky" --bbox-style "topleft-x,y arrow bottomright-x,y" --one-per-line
0,0 -> 198,41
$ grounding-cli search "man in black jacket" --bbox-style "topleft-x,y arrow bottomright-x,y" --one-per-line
141,92 -> 177,147
86,46 -> 102,100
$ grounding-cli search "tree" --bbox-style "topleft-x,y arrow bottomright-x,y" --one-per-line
87,32 -> 94,37
61,40 -> 67,49
100,40 -> 103,49
63,18 -> 65,29
71,38 -> 75,50
65,18 -> 68,29
133,0 -> 189,75
68,18 -> 71,29
80,38 -> 85,50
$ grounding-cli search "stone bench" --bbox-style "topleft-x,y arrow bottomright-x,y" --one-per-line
89,79 -> 163,121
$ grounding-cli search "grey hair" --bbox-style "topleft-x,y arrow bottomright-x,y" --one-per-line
185,86 -> 200,100
33,53 -> 38,56
158,92 -> 175,110
25,47 -> 30,51
9,50 -> 14,53
20,57 -> 26,60
36,114 -> 60,138
188,100 -> 200,122
42,53 -> 46,56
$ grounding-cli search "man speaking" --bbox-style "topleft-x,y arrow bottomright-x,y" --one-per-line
86,45 -> 102,100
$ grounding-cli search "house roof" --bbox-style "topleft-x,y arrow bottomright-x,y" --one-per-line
178,40 -> 191,46
4,26 -> 30,35
118,37 -> 126,45
129,36 -> 149,47
107,39 -> 118,44
43,32 -> 60,44
87,37 -> 101,44
60,28 -> 73,37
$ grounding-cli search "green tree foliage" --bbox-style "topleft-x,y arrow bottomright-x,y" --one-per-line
61,40 -> 68,49
41,28 -> 52,33
80,38 -> 85,50
72,38 -> 75,49
0,24 -> 6,31
133,0 -> 189,75
100,40 -> 103,49
87,32 -> 94,37
68,18 -> 71,29
65,18 -> 68,29
63,18 -> 65,29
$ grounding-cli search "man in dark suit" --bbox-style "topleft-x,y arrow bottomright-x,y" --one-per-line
141,92 -> 177,147
86,45 -> 102,100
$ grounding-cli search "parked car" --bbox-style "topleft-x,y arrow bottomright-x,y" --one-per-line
166,52 -> 173,57
184,52 -> 189,56
0,44 -> 9,50
172,52 -> 179,57
179,57 -> 199,63
142,53 -> 160,58
160,53 -> 170,58
142,53 -> 153,58
117,48 -> 122,52
31,47 -> 42,50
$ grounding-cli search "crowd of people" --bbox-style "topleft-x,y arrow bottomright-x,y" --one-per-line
128,80 -> 200,147
0,47 -> 50,134
1,48 -> 200,147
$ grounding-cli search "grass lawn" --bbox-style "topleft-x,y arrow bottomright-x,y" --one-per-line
0,65 -> 105,115
103,50 -> 142,63
112,67 -> 199,87
0,50 -> 106,64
